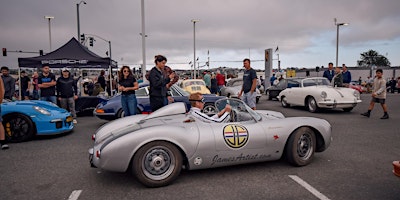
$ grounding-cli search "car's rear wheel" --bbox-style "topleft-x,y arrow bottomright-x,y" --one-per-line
132,141 -> 183,187
267,91 -> 272,100
203,103 -> 217,116
117,109 -> 125,118
307,97 -> 319,113
285,127 -> 316,166
3,113 -> 35,142
281,96 -> 290,108
343,107 -> 353,112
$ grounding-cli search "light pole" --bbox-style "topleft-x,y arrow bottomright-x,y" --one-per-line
335,18 -> 349,67
191,19 -> 199,79
77,1 -> 86,41
141,0 -> 147,81
44,16 -> 54,51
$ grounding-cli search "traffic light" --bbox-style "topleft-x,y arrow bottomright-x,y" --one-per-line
80,34 -> 85,43
89,37 -> 94,46
2,48 -> 6,56
39,50 -> 43,56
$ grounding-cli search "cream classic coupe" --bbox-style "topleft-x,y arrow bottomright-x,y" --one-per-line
278,77 -> 362,113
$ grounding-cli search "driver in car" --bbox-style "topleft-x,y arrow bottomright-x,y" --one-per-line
189,92 -> 231,123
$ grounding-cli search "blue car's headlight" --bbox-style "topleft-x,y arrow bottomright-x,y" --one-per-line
33,106 -> 51,116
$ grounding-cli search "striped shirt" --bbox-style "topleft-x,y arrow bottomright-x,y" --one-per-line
189,107 -> 230,123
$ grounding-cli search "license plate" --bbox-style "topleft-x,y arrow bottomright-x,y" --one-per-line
66,116 -> 73,122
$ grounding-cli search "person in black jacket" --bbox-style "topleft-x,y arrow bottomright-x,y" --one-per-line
56,67 -> 78,124
148,55 -> 175,112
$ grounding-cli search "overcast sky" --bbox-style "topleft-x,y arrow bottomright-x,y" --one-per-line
1,0 -> 399,70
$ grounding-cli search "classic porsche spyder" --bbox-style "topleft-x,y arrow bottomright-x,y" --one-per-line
278,77 -> 362,113
89,98 -> 332,187
1,100 -> 74,142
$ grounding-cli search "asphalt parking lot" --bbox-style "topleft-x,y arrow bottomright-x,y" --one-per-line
0,93 -> 399,200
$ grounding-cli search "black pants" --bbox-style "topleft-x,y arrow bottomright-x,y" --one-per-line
150,96 -> 164,112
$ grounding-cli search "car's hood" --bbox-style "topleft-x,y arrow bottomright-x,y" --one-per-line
256,110 -> 285,119
2,100 -> 66,112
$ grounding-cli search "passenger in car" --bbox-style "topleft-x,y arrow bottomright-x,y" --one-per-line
189,92 -> 231,123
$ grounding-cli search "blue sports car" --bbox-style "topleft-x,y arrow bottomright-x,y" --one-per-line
1,100 -> 74,142
94,83 -> 226,120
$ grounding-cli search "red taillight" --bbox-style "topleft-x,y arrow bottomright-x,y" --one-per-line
91,134 -> 96,141
96,150 -> 101,158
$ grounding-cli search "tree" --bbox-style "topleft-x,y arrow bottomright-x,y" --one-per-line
357,50 -> 390,67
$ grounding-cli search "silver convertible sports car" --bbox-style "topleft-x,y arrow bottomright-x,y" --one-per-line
89,98 -> 332,187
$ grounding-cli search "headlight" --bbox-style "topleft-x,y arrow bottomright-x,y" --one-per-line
33,106 -> 51,116
353,90 -> 360,99
320,91 -> 327,98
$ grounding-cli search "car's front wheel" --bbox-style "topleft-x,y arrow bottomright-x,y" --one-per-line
3,113 -> 35,142
132,141 -> 183,187
281,96 -> 290,108
307,97 -> 319,113
285,127 -> 316,166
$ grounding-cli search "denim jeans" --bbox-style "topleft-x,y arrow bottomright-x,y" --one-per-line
40,96 -> 57,104
59,97 -> 77,118
121,94 -> 137,116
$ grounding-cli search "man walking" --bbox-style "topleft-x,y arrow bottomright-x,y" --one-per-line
361,69 -> 389,119
38,65 -> 57,104
56,67 -> 78,123
238,58 -> 257,110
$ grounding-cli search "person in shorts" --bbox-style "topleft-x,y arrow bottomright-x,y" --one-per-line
361,69 -> 389,119
238,58 -> 257,110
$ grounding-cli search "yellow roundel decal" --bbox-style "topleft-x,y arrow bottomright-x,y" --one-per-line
223,124 -> 249,149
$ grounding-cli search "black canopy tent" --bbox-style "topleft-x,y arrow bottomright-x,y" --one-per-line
18,37 -> 117,68
16,38 -> 117,106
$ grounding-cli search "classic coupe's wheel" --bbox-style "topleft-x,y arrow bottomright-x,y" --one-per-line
3,113 -> 35,142
285,127 -> 316,166
132,141 -> 183,187
307,97 -> 319,113
203,103 -> 217,116
281,96 -> 290,108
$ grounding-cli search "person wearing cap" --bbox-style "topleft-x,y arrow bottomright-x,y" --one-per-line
19,70 -> 31,100
189,92 -> 231,123
56,67 -> 78,123
38,65 -> 57,104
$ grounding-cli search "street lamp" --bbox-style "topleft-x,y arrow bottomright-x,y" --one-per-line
191,19 -> 199,79
44,16 -> 54,51
335,18 -> 349,67
77,1 -> 86,41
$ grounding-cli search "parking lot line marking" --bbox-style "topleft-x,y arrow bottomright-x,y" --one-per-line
289,175 -> 330,200
68,190 -> 82,200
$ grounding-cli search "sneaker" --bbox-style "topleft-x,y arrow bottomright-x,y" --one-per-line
380,114 -> 389,119
1,144 -> 9,150
360,112 -> 370,118
73,119 -> 78,124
